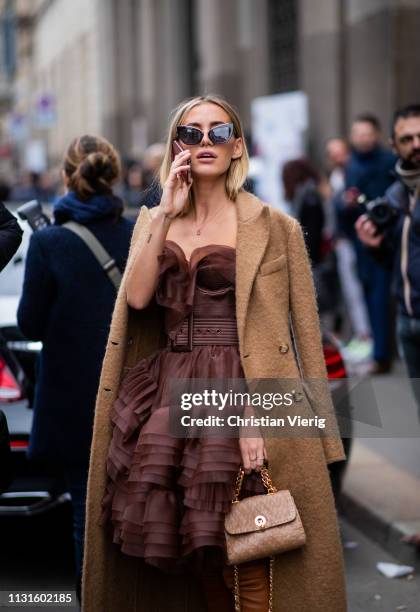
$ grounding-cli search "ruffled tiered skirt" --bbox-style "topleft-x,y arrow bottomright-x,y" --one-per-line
100,344 -> 263,572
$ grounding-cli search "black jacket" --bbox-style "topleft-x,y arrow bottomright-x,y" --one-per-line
17,215 -> 134,468
0,202 -> 23,272
369,180 -> 420,319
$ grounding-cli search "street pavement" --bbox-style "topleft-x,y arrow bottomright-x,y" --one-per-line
341,360 -> 420,567
0,507 -> 419,611
342,518 -> 420,612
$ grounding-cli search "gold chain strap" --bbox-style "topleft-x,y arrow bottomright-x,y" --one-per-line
231,466 -> 277,610
233,564 -> 240,612
233,557 -> 274,612
232,466 -> 277,503
260,467 -> 277,495
232,468 -> 245,503
269,557 -> 274,611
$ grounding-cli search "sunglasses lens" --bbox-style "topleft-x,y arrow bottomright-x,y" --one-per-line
210,123 -> 234,144
177,126 -> 202,145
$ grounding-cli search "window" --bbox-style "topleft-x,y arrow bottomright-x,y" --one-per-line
267,0 -> 298,93
1,9 -> 17,77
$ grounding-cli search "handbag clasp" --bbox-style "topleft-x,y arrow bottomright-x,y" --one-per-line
254,514 -> 267,529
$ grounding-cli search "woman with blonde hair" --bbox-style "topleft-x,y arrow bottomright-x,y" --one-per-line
82,96 -> 347,611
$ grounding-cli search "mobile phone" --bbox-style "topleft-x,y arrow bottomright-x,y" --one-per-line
172,140 -> 191,183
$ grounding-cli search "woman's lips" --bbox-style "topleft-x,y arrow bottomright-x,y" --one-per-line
197,157 -> 216,162
197,151 -> 217,159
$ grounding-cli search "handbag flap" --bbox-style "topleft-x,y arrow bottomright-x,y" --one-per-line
225,490 -> 297,535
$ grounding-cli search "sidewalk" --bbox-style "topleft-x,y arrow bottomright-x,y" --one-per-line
340,362 -> 420,569
342,439 -> 420,568
342,518 -> 420,611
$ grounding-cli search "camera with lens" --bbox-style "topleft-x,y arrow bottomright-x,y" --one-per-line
357,194 -> 398,232
16,200 -> 51,232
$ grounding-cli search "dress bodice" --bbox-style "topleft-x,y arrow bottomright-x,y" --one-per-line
156,240 -> 236,337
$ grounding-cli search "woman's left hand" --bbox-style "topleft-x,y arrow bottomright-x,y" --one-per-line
239,437 -> 267,475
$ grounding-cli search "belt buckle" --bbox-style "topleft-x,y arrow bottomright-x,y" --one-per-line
170,312 -> 194,352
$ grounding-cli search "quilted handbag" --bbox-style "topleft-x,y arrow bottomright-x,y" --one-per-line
225,466 -> 306,611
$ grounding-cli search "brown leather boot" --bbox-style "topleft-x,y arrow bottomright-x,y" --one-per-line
223,559 -> 270,611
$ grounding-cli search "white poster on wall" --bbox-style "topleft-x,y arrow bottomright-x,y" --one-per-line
251,91 -> 308,211
24,140 -> 47,173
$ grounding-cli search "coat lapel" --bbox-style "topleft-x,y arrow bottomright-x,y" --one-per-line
235,191 -> 269,348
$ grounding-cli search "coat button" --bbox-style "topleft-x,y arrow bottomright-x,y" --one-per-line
278,343 -> 289,354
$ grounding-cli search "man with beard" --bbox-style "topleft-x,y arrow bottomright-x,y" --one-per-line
356,104 -> 420,547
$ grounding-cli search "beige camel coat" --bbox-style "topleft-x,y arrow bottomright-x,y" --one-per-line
82,191 -> 347,611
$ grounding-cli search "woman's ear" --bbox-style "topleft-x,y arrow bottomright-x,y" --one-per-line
231,137 -> 243,160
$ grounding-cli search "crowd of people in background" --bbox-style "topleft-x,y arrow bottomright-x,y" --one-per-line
0,141 -> 167,211
282,113 -> 401,376
280,105 -> 420,449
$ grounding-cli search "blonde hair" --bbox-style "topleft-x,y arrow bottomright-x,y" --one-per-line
63,134 -> 121,201
159,95 -> 249,212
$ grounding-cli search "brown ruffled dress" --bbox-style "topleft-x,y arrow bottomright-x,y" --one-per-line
100,240 -> 263,573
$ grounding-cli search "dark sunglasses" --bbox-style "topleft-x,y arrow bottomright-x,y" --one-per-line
176,122 -> 235,146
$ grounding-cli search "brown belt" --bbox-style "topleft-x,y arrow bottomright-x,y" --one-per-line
167,314 -> 239,352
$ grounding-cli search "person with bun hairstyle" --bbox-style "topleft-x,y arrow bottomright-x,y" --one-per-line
82,97 -> 347,611
17,135 -> 134,601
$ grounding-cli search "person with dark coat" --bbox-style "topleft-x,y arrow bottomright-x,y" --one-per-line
17,135 -> 134,600
0,201 -> 23,272
282,158 -> 325,265
336,114 -> 397,373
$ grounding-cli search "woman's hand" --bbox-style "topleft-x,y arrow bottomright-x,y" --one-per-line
160,150 -> 193,219
239,437 -> 267,475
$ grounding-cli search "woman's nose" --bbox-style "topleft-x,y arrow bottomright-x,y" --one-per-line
200,131 -> 213,146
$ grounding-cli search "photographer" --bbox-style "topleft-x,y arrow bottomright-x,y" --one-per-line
336,115 -> 397,374
356,105 -> 420,417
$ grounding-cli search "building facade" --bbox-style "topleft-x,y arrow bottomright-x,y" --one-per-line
1,0 -> 420,167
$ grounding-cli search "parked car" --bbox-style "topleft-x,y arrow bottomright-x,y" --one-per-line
322,331 -> 353,502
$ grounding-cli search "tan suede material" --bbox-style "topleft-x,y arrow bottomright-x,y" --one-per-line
82,191 -> 347,611
225,489 -> 306,565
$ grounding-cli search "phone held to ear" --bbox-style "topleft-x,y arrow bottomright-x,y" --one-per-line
172,140 -> 191,184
